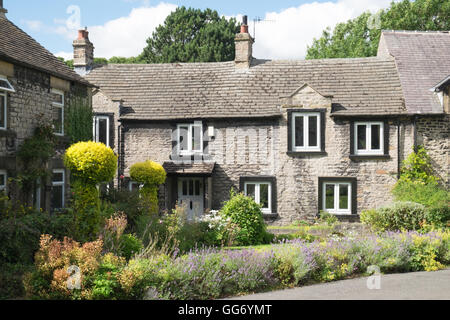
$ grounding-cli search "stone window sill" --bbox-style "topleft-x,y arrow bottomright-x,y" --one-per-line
287,151 -> 327,157
349,154 -> 390,161
263,213 -> 279,220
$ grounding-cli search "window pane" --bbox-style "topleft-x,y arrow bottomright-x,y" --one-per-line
182,180 -> 188,196
51,92 -> 63,104
325,184 -> 335,210
260,184 -> 269,209
131,183 -> 140,192
0,95 -> 5,128
295,116 -> 304,147
53,106 -> 63,134
195,180 -> 200,196
371,124 -> 381,150
357,125 -> 366,150
51,185 -> 63,209
0,80 -> 12,90
189,180 -> 194,196
192,126 -> 202,151
98,118 -> 108,145
246,184 -> 256,200
0,173 -> 5,187
339,184 -> 349,210
179,126 -> 188,151
52,172 -> 64,183
308,116 -> 318,147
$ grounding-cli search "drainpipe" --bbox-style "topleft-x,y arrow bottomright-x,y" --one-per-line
413,115 -> 418,152
117,124 -> 123,189
397,120 -> 401,180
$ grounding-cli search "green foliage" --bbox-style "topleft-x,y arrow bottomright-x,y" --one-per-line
119,234 -> 144,261
0,263 -> 34,300
64,141 -> 117,185
15,123 -> 55,197
66,96 -> 93,144
141,6 -> 239,63
397,146 -> 440,185
306,0 -> 450,59
361,202 -> 428,232
220,190 -> 267,246
108,56 -> 146,64
318,210 -> 339,226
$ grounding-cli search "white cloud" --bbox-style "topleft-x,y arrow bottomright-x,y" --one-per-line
43,0 -> 395,60
21,20 -> 43,32
54,51 -> 73,61
88,3 -> 177,58
246,0 -> 394,59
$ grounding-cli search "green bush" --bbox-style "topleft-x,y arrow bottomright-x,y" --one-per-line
119,234 -> 144,260
130,160 -> 167,215
361,202 -> 428,232
397,146 -> 439,185
220,191 -> 267,246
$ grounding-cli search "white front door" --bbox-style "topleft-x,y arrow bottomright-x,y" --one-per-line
178,178 -> 204,220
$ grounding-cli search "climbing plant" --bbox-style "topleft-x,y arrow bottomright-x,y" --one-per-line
66,95 -> 93,144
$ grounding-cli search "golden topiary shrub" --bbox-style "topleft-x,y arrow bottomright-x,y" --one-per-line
64,141 -> 117,184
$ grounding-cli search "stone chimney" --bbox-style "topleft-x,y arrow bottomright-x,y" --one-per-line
235,15 -> 254,69
73,28 -> 94,76
0,0 -> 8,18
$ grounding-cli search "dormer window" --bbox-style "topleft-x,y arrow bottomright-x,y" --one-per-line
287,109 -> 326,154
177,122 -> 203,155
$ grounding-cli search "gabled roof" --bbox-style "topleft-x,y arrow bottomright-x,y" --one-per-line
378,30 -> 450,114
86,56 -> 405,120
431,75 -> 450,92
0,16 -> 91,86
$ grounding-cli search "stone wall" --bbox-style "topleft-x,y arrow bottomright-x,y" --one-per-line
0,62 -> 90,209
416,114 -> 450,187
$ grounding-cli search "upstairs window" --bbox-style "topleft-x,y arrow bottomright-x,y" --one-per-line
354,122 -> 384,156
288,110 -> 325,154
51,89 -> 64,136
0,76 -> 15,93
51,169 -> 65,210
177,122 -> 203,155
0,91 -> 6,130
93,115 -> 110,147
0,170 -> 7,193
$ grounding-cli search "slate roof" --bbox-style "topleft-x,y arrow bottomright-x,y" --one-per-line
379,31 -> 450,114
86,56 -> 405,120
0,16 -> 91,86
163,162 -> 215,176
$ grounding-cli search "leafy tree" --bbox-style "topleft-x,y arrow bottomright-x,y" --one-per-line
306,0 -> 450,59
141,6 -> 240,63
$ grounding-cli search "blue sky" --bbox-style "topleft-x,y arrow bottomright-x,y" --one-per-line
5,0 -> 394,60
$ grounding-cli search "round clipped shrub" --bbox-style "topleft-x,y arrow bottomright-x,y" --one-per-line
220,190 -> 267,246
130,161 -> 166,186
64,141 -> 117,184
130,161 -> 167,215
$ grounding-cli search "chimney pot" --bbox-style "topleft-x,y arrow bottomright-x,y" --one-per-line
0,0 -> 8,18
235,14 -> 253,69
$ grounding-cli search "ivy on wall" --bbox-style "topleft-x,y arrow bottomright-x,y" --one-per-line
66,95 -> 93,144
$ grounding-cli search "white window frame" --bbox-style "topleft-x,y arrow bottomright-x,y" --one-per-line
322,182 -> 351,215
0,75 -> 15,93
177,122 -> 203,155
129,181 -> 143,192
0,91 -> 6,130
292,112 -> 321,152
93,115 -> 110,147
244,181 -> 272,214
354,121 -> 384,155
52,169 -> 65,209
0,170 -> 7,193
51,89 -> 64,136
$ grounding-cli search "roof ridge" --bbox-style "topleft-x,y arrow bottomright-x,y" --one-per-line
382,30 -> 450,34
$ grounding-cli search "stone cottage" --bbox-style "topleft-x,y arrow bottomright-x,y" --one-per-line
79,19 -> 449,225
0,1 -> 93,212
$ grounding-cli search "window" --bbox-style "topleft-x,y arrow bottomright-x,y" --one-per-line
177,122 -> 203,155
0,170 -> 7,193
129,181 -> 143,192
51,169 -> 65,210
0,91 -> 6,130
0,76 -> 15,93
319,178 -> 356,216
93,115 -> 110,147
244,181 -> 272,214
51,89 -> 64,135
354,122 -> 384,156
288,110 -> 325,153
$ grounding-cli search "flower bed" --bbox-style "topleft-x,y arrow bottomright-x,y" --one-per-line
24,230 -> 450,300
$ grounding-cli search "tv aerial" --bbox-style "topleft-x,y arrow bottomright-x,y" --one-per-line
252,16 -> 275,42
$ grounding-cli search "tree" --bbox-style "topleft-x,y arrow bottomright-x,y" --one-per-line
141,6 -> 240,63
306,0 -> 450,59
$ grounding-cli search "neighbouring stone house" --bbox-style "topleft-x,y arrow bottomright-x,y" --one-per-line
79,19 -> 449,225
0,2 -> 93,212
